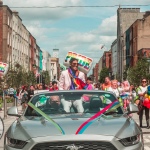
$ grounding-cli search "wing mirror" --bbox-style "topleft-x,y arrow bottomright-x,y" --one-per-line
127,103 -> 139,114
7,106 -> 21,117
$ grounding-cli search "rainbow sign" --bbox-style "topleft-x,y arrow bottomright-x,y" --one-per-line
63,51 -> 93,74
0,62 -> 9,76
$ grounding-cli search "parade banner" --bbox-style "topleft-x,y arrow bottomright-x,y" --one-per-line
0,62 -> 9,76
63,51 -> 93,74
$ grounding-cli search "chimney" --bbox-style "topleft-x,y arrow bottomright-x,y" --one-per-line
12,10 -> 19,16
143,11 -> 150,18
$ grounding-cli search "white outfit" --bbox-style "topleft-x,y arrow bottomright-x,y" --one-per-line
138,86 -> 147,101
59,69 -> 85,113
137,86 -> 147,95
59,70 -> 85,90
107,87 -> 120,98
61,98 -> 84,113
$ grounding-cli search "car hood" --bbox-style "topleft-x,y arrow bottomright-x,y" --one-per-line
7,114 -> 141,141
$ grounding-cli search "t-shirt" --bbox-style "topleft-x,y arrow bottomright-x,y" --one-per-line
137,86 -> 147,101
102,83 -> 111,90
107,87 -> 120,98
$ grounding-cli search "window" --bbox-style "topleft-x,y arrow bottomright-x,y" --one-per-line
7,32 -> 9,45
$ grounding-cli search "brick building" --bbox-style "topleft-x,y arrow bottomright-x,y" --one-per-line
117,8 -> 145,79
0,3 -> 12,63
29,34 -> 36,72
126,12 -> 150,67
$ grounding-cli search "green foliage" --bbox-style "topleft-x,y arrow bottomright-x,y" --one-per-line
128,58 -> 149,86
41,71 -> 50,85
99,67 -> 110,83
3,63 -> 37,88
0,97 -> 14,103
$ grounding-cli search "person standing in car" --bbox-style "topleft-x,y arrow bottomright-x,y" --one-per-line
59,58 -> 86,112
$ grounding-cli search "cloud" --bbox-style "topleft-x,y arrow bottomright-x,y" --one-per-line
98,15 -> 117,36
67,32 -> 96,44
3,0 -> 83,21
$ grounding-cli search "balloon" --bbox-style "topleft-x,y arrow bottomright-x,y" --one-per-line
143,98 -> 150,108
148,86 -> 150,91
147,91 -> 150,96
0,62 -> 9,76
63,51 -> 93,74
145,94 -> 148,98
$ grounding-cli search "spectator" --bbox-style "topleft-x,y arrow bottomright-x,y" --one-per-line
49,81 -> 59,91
86,77 -> 93,90
28,85 -> 34,102
107,80 -> 120,98
101,77 -> 111,90
137,78 -> 149,128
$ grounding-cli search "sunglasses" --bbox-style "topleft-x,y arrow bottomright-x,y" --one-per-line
142,81 -> 147,83
72,63 -> 78,66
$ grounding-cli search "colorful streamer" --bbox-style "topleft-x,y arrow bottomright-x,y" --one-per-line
28,102 -> 65,135
75,100 -> 118,134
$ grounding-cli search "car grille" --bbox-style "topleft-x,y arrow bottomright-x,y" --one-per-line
31,141 -> 117,150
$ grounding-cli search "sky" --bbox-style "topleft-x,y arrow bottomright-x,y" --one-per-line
3,0 -> 150,74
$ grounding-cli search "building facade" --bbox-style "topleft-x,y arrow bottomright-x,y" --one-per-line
0,5 -> 12,63
42,50 -> 51,76
117,8 -> 145,80
126,12 -> 150,67
50,57 -> 60,81
111,39 -> 117,78
98,57 -> 103,81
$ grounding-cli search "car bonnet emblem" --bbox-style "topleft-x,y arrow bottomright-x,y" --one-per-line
66,144 -> 83,150
49,144 -> 83,150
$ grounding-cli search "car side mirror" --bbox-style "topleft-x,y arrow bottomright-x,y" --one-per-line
127,103 -> 139,114
7,106 -> 21,117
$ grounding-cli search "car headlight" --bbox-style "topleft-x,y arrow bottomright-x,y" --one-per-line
119,135 -> 140,147
7,137 -> 27,149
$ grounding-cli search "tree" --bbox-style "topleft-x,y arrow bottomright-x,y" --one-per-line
128,58 -> 149,86
99,67 -> 109,83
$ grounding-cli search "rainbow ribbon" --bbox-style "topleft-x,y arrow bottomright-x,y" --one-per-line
75,100 -> 118,134
28,102 -> 65,135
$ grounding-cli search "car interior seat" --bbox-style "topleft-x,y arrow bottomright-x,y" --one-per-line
89,96 -> 103,113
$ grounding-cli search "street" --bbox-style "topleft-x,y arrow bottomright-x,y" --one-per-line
0,106 -> 150,150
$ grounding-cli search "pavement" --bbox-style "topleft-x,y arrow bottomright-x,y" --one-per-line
0,106 -> 150,150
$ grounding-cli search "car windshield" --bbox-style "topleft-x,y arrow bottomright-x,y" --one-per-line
25,91 -> 123,116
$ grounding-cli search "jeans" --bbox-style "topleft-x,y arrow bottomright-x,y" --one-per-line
13,95 -> 18,102
61,98 -> 84,113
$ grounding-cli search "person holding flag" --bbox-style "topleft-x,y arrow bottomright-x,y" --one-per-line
59,58 -> 87,112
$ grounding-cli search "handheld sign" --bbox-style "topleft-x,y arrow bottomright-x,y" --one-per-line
63,51 -> 93,74
0,62 -> 9,76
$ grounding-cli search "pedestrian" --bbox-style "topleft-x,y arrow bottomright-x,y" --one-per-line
13,87 -> 18,105
86,77 -> 93,90
137,78 -> 149,128
107,80 -> 120,98
28,85 -> 34,102
101,77 -> 111,90
20,86 -> 28,112
49,81 -> 59,91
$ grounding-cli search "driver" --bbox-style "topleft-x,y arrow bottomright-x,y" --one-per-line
49,96 -> 61,110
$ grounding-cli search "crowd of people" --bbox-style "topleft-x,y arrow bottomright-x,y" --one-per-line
1,57 -> 149,129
